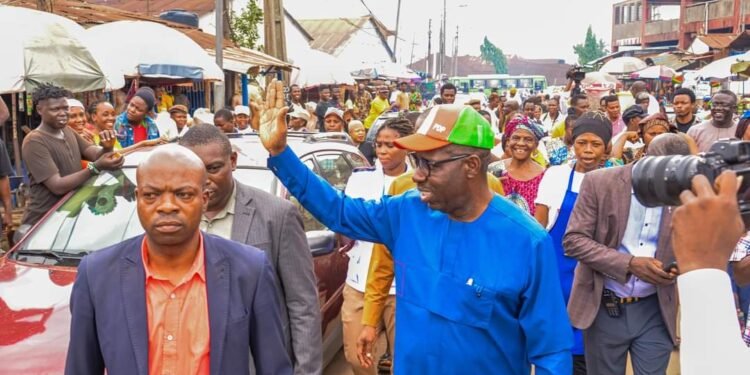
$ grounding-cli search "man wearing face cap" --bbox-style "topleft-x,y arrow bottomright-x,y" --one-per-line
114,87 -> 161,148
260,104 -> 573,374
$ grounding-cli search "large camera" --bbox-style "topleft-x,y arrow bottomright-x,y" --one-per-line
567,66 -> 586,97
632,139 -> 750,224
566,66 -> 586,83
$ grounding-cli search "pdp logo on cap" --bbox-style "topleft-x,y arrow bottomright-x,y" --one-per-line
394,105 -> 495,152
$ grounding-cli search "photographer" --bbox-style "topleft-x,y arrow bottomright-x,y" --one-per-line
672,170 -> 750,373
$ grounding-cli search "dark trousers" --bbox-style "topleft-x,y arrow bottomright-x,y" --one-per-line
573,355 -> 587,375
583,294 -> 673,375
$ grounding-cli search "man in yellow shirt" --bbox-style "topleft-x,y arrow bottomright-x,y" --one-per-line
396,82 -> 410,112
364,86 -> 393,129
355,170 -> 505,369
550,94 -> 590,138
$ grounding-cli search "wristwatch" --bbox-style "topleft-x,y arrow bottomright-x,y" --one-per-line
87,162 -> 100,175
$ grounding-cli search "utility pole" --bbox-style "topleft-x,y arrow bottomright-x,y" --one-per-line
36,0 -> 53,12
440,0 -> 447,78
213,0 -> 224,111
427,19 -> 432,77
438,8 -> 444,77
264,0 -> 289,82
453,26 -> 459,77
393,0 -> 402,61
410,34 -> 416,66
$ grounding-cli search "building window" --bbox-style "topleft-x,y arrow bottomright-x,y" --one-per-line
615,6 -> 620,24
625,4 -> 631,23
636,3 -> 642,21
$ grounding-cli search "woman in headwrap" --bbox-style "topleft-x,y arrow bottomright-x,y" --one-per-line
66,98 -> 94,143
499,115 -> 546,215
612,113 -> 695,163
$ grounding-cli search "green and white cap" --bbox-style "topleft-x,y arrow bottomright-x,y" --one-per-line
394,104 -> 495,151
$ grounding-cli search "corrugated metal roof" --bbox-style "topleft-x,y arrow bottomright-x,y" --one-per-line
1,0 -> 293,71
86,0 -> 214,16
648,53 -> 692,71
698,34 -> 736,49
297,16 -> 394,58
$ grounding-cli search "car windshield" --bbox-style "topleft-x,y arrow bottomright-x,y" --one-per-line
18,167 -> 276,254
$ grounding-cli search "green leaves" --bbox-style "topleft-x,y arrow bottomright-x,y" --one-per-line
479,36 -> 508,74
230,0 -> 264,49
573,26 -> 608,65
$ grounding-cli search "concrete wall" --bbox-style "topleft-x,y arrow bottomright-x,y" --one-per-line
686,0 -> 734,23
645,19 -> 679,35
613,22 -> 641,41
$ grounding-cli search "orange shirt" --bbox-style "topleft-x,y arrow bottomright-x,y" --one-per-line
142,236 -> 210,375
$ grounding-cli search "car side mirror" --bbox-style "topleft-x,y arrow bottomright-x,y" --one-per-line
306,230 -> 336,257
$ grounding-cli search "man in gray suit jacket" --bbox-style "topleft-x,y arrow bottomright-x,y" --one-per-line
563,134 -> 691,374
180,125 -> 321,375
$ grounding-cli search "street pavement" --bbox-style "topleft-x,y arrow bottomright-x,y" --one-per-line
324,349 -> 352,375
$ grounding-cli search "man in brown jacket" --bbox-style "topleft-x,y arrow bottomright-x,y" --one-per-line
563,134 -> 689,374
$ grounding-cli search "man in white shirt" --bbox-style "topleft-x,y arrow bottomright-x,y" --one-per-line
541,97 -> 566,133
563,133 -> 690,373
672,169 -> 750,374
169,105 -> 191,138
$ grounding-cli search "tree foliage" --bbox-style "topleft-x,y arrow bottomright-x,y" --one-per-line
230,0 -> 263,49
573,26 -> 608,65
479,36 -> 508,74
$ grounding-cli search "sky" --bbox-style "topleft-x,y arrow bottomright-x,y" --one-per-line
283,0 -> 624,65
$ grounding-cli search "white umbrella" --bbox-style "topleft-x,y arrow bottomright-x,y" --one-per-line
290,49 -> 355,88
581,71 -> 620,87
85,21 -> 224,81
600,56 -> 648,74
697,51 -> 750,80
630,65 -> 676,80
0,5 -> 124,93
351,62 -> 420,81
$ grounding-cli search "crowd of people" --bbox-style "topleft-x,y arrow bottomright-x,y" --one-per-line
1,72 -> 749,375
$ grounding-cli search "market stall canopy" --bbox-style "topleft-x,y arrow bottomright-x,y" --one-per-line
581,71 -> 619,88
85,20 -> 223,81
290,49 -> 355,88
630,65 -> 676,80
599,56 -> 648,74
730,60 -> 750,78
2,0 -> 293,73
351,62 -> 420,81
697,51 -> 750,80
0,5 -> 124,93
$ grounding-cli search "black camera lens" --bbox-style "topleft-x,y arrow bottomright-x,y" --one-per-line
632,155 -> 702,207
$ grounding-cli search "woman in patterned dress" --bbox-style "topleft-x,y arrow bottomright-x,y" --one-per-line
499,116 -> 546,216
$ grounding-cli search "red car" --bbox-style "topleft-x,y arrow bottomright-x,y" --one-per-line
0,133 -> 367,374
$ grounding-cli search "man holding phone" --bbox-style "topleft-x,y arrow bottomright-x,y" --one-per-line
563,133 -> 690,373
